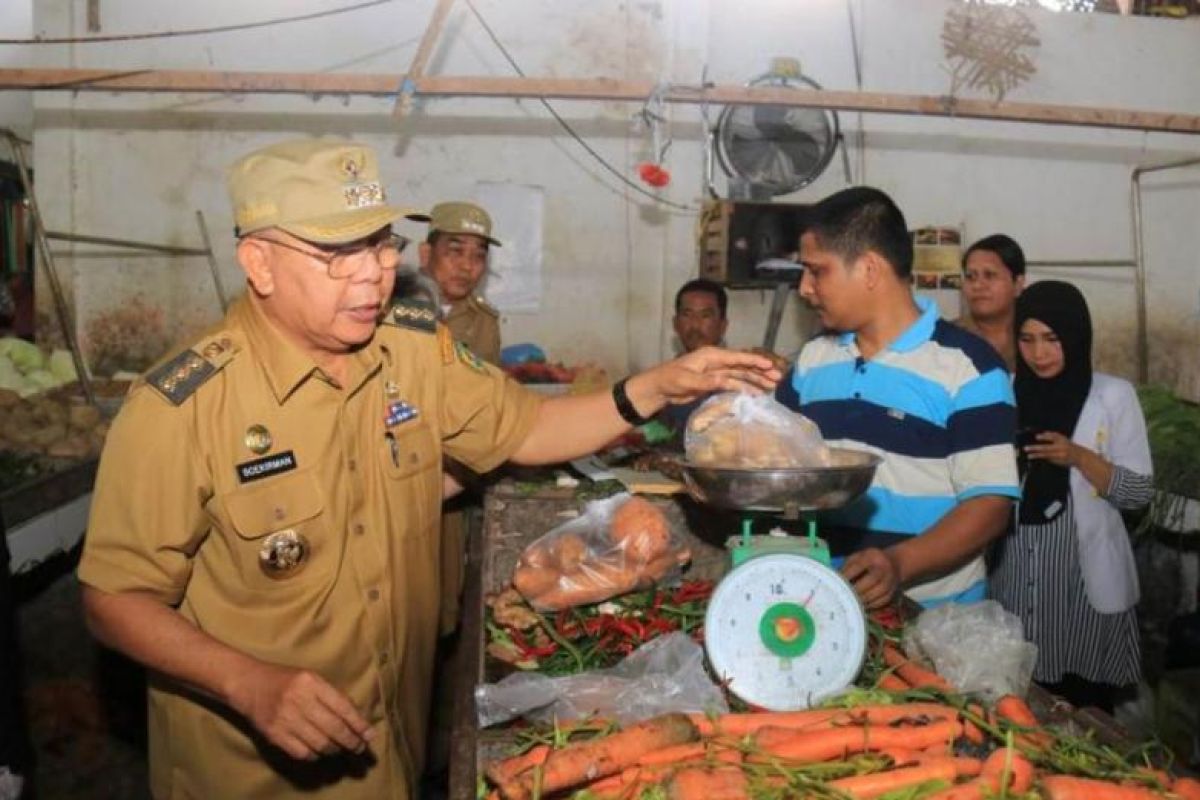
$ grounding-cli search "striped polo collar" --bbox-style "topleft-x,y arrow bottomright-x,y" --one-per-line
837,296 -> 938,354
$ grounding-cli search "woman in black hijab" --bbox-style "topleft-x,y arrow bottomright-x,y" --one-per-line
989,281 -> 1153,713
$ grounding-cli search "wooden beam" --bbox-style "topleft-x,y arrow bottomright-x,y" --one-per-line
1,67 -> 1198,135
393,0 -> 456,119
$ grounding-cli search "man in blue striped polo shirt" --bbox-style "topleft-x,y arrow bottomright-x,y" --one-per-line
777,187 -> 1018,609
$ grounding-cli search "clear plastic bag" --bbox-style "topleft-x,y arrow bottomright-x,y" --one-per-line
685,391 -> 832,468
511,493 -> 691,611
475,632 -> 727,728
904,600 -> 1038,702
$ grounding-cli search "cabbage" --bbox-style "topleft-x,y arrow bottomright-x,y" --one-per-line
48,349 -> 78,382
0,337 -> 43,373
24,369 -> 60,391
0,355 -> 22,392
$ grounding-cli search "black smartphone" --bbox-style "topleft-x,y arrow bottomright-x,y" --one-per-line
1016,427 -> 1041,450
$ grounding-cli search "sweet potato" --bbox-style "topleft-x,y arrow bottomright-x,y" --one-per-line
610,496 -> 671,563
512,564 -> 558,598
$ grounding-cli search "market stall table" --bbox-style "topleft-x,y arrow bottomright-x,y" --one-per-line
447,478 -> 1161,798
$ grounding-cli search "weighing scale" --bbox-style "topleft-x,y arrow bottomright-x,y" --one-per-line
680,448 -> 882,711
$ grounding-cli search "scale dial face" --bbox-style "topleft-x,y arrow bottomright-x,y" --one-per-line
704,553 -> 867,711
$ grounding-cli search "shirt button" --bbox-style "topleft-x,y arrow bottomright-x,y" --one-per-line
853,392 -> 861,399
354,523 -> 365,536
367,588 -> 380,602
379,651 -> 389,665
347,459 -> 357,472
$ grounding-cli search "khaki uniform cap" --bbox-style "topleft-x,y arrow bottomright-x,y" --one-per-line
408,201 -> 502,247
228,138 -> 417,244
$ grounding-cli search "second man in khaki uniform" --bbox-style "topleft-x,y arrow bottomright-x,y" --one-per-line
409,201 -> 503,633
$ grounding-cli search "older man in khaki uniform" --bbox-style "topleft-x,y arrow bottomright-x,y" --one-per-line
77,139 -> 779,799
409,201 -> 502,634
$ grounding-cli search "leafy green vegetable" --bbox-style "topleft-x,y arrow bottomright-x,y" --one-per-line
1135,384 -> 1200,536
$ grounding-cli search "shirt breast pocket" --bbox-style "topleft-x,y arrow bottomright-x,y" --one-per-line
382,422 -> 439,480
223,469 -> 331,590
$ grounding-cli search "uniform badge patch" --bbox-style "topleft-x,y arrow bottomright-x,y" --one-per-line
388,300 -> 437,333
385,400 -> 418,427
259,529 -> 309,579
236,450 -> 298,483
146,350 -> 216,406
455,341 -> 487,374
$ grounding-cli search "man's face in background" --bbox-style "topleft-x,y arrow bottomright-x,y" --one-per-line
673,290 -> 727,352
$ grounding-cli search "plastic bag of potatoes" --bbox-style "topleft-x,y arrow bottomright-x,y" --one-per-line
684,391 -> 831,468
511,494 -> 691,611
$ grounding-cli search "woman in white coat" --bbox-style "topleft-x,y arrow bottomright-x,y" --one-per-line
988,280 -> 1153,713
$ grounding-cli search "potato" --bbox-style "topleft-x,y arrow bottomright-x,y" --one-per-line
512,564 -> 559,600
68,403 -> 102,431
47,435 -> 90,460
552,533 -> 588,572
610,496 -> 671,563
30,423 -> 68,448
522,543 -> 550,568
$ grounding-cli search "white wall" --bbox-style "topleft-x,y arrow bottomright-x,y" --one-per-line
23,0 -> 1200,393
0,0 -> 33,140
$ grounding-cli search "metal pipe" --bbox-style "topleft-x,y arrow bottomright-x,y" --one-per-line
762,282 -> 791,351
1131,155 -> 1200,384
1025,259 -> 1134,268
3,131 -> 97,406
194,211 -> 229,311
44,230 -> 209,256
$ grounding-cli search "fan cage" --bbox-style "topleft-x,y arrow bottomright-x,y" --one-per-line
714,72 -> 841,196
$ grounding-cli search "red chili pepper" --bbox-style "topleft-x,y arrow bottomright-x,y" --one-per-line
510,629 -> 530,649
526,643 -> 558,658
613,619 -> 640,640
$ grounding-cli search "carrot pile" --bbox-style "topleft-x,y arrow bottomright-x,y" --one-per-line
482,630 -> 1196,800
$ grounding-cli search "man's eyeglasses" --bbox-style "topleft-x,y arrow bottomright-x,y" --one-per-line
249,232 -> 410,279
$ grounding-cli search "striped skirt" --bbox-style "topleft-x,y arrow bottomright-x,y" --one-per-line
988,495 -> 1141,687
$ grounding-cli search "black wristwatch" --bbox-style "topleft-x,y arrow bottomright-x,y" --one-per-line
612,377 -> 651,426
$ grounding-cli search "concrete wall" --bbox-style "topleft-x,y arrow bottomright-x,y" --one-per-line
24,0 -> 1200,395
0,0 -> 33,141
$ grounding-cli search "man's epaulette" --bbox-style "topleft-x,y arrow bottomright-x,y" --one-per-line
145,334 -> 238,406
471,295 -> 499,318
386,298 -> 438,333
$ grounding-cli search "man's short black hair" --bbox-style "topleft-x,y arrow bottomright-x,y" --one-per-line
805,186 -> 914,279
674,279 -> 728,319
963,234 -> 1026,279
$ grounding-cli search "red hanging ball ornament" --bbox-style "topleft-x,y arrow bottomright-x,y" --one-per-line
637,162 -> 671,188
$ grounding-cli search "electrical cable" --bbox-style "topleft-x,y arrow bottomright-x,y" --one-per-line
0,0 -> 397,45
462,0 -> 696,212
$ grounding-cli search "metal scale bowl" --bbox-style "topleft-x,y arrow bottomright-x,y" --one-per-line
680,448 -> 882,711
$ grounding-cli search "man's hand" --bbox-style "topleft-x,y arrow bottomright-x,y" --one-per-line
631,346 -> 782,410
229,661 -> 374,761
841,547 -> 901,610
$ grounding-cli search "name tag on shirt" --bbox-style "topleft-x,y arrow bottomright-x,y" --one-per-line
236,451 -> 298,483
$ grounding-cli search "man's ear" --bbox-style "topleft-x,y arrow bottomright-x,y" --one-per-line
418,241 -> 433,271
237,238 -> 275,297
717,317 -> 730,339
1014,274 -> 1026,295
858,250 -> 888,289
